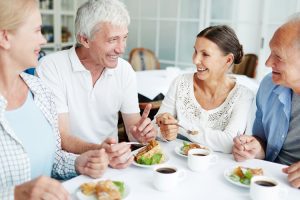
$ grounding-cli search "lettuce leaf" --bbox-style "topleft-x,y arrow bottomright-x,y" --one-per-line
113,181 -> 125,196
151,153 -> 162,164
137,153 -> 162,165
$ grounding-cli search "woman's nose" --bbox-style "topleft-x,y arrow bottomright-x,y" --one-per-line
193,55 -> 201,65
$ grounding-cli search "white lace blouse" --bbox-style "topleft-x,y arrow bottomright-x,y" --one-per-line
156,73 -> 254,153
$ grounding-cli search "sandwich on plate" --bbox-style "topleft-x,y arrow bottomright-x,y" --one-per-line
80,179 -> 125,200
230,166 -> 264,185
134,140 -> 165,165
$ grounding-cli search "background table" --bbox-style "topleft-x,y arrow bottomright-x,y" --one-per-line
63,140 -> 299,200
136,69 -> 259,100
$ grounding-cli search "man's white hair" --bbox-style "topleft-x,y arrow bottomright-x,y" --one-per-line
75,0 -> 130,44
284,12 -> 300,48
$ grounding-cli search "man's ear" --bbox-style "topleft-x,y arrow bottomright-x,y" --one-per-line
78,34 -> 90,48
0,30 -> 11,49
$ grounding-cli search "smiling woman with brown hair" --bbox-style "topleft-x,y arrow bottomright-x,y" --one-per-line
156,25 -> 254,153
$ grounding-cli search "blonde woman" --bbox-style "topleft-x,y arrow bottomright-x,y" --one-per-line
0,1 -> 109,199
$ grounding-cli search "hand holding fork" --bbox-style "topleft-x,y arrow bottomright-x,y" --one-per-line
156,113 -> 199,142
236,132 -> 246,151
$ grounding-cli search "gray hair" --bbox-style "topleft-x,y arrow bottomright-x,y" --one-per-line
284,12 -> 300,49
75,0 -> 130,44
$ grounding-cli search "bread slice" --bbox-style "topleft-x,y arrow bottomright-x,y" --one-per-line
135,140 -> 165,163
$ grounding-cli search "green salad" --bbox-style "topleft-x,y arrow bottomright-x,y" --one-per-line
136,153 -> 162,165
228,166 -> 260,185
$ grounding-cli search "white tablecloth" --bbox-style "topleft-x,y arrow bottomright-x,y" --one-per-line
136,69 -> 259,100
63,140 -> 300,200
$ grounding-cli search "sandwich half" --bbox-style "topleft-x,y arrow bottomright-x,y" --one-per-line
134,140 -> 165,165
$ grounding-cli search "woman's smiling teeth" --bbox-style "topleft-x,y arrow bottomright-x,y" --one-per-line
197,68 -> 208,72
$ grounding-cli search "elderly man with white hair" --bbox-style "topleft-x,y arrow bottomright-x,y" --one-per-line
37,0 -> 157,169
232,13 -> 300,188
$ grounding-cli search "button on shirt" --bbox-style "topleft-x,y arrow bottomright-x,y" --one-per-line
36,47 -> 140,143
253,73 -> 292,162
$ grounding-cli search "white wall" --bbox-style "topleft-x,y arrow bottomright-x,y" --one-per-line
124,0 -> 300,81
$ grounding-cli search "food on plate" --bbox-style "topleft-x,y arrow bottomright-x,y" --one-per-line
181,141 -> 208,155
134,140 -> 165,165
80,182 -> 97,195
80,180 -> 125,200
229,166 -> 264,185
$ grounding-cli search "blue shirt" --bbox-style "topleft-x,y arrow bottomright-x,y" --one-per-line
253,73 -> 292,162
5,91 -> 56,179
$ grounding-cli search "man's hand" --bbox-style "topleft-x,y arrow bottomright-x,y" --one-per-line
75,148 -> 109,178
101,137 -> 133,169
131,104 -> 157,143
283,161 -> 300,188
232,135 -> 265,161
156,112 -> 178,141
14,176 -> 69,200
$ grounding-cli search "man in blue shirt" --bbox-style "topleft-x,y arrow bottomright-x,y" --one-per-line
232,13 -> 300,188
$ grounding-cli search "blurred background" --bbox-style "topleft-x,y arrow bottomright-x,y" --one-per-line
40,0 -> 300,81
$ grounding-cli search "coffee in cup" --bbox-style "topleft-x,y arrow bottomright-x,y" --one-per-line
156,167 -> 177,174
153,166 -> 186,191
187,148 -> 217,172
250,176 -> 287,200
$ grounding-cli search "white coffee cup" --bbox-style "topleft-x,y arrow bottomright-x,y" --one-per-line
187,148 -> 218,172
153,165 -> 186,191
250,176 -> 287,200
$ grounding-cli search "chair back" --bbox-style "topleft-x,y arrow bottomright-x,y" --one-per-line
128,48 -> 160,71
232,54 -> 258,78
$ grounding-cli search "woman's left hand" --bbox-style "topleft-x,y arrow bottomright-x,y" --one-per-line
75,148 -> 109,178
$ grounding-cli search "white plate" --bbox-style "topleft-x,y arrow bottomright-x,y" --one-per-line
223,166 -> 251,188
132,147 -> 169,168
76,181 -> 130,200
174,145 -> 187,157
174,143 -> 210,158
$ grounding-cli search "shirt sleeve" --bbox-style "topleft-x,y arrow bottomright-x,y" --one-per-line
45,89 -> 78,179
252,87 -> 266,142
51,115 -> 78,179
36,57 -> 69,113
155,76 -> 180,117
153,76 -> 181,139
120,63 -> 140,114
181,87 -> 255,153
51,148 -> 79,180
0,186 -> 14,200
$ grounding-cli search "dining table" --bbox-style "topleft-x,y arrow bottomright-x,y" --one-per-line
63,139 -> 300,200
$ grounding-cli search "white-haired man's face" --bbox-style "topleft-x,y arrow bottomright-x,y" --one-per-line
85,22 -> 128,69
265,24 -> 300,91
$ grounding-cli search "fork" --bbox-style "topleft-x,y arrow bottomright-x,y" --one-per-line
176,123 -> 199,135
237,129 -> 246,150
126,142 -> 146,146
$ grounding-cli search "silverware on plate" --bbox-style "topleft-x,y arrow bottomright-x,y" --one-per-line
176,123 -> 199,135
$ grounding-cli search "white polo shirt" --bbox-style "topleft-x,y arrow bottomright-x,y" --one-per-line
36,47 -> 140,143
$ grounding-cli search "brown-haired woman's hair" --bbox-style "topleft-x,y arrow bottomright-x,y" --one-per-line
0,0 -> 37,31
197,25 -> 244,64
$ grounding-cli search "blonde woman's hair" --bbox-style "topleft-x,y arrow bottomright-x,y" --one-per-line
0,0 -> 37,31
